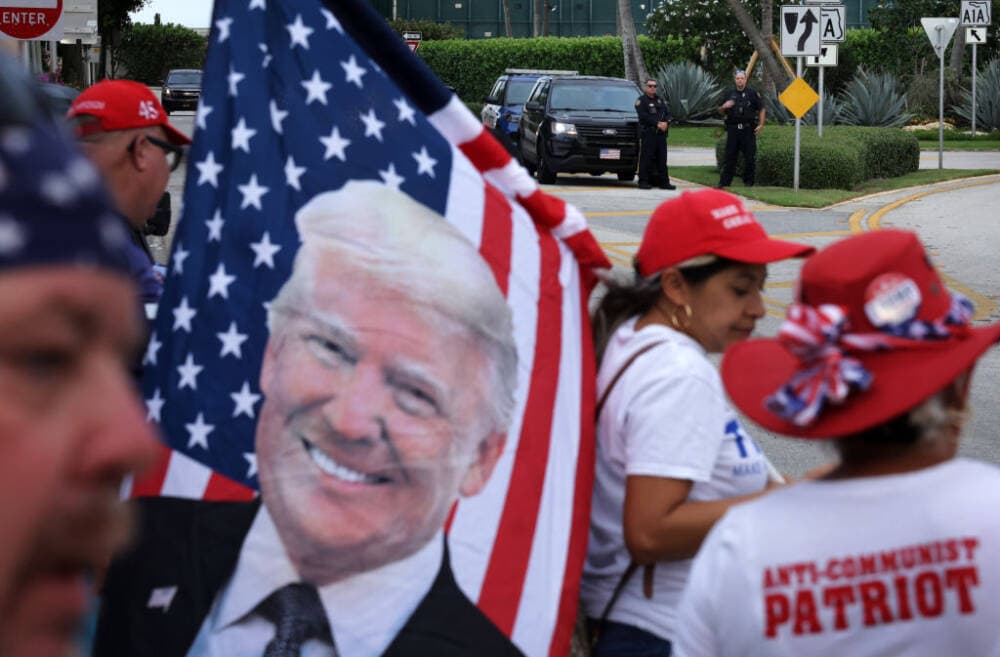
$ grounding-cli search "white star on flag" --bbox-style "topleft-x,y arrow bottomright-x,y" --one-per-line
177,353 -> 204,391
249,232 -> 282,269
259,43 -> 273,68
284,156 -> 307,190
249,0 -> 265,9
172,297 -> 197,333
379,162 -> 404,190
207,263 -> 237,299
320,126 -> 350,161
360,109 -> 386,141
144,332 -> 162,366
244,453 -> 258,478
341,55 -> 367,87
238,174 -> 269,210
196,103 -> 214,131
301,70 -> 332,105
230,382 -> 262,418
270,100 -> 289,134
228,66 -> 246,97
146,388 -> 165,423
215,17 -> 233,43
185,413 -> 214,449
205,209 -> 225,241
195,151 -> 224,187
320,8 -> 343,32
412,146 -> 438,177
231,118 -> 257,153
172,243 -> 190,275
393,97 -> 417,126
217,321 -> 249,359
286,14 -> 315,49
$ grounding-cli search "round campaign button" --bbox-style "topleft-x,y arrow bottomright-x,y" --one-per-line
864,272 -> 922,328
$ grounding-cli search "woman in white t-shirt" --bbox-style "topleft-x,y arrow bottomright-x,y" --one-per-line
580,189 -> 814,656
674,230 -> 1000,657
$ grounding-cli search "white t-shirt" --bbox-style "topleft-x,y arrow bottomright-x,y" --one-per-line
580,318 -> 769,641
675,458 -> 1000,657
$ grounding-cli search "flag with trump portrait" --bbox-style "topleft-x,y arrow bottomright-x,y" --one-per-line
125,0 -> 610,655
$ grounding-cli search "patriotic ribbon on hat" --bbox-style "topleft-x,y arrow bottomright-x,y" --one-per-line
766,293 -> 976,426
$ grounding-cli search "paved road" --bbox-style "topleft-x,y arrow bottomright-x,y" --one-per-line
158,107 -> 999,475
545,153 -> 1000,476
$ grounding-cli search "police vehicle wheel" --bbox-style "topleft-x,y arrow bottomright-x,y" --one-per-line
536,141 -> 557,185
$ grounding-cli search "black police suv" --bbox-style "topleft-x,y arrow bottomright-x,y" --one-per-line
517,75 -> 641,184
160,69 -> 202,114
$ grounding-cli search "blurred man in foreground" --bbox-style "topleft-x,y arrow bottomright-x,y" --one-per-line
0,56 -> 158,656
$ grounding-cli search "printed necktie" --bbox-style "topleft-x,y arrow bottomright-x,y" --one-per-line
259,583 -> 335,657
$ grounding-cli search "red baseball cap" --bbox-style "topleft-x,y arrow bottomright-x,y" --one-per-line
67,79 -> 191,146
722,230 -> 1000,438
635,189 -> 814,277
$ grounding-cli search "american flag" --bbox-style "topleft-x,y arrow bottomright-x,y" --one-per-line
130,0 -> 611,655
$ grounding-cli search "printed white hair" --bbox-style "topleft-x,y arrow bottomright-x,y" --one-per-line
267,180 -> 518,436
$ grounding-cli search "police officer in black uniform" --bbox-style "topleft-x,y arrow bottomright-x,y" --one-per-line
718,69 -> 765,188
635,78 -> 675,190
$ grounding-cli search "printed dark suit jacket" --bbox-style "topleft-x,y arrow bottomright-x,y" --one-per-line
93,496 -> 524,657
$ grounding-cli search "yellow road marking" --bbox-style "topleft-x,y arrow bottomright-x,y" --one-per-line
852,178 -> 999,321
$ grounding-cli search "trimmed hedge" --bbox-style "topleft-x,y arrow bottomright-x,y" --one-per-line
714,126 -> 919,189
417,35 -> 699,103
115,23 -> 206,85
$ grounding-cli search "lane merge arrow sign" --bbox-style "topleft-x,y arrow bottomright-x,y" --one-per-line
921,17 -> 959,58
781,5 -> 822,56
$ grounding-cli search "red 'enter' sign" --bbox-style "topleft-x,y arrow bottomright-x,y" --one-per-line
0,0 -> 63,40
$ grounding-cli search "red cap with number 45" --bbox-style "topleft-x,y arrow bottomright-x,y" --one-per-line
67,79 -> 191,146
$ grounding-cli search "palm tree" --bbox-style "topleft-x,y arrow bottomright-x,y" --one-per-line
617,0 -> 649,84
725,0 -> 790,91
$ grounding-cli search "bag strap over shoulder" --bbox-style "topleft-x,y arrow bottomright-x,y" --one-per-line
590,339 -> 665,646
595,340 -> 665,420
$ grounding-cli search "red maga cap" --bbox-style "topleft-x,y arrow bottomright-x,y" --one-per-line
635,189 -> 813,277
67,79 -> 191,146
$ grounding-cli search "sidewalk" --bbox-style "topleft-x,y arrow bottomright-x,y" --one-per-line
670,146 -> 1000,170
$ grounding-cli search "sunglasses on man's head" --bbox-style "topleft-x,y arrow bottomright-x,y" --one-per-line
129,135 -> 185,172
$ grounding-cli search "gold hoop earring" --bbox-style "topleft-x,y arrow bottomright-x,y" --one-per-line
670,304 -> 693,330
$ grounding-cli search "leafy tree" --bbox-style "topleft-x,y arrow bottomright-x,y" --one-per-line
868,0 -> 1000,77
114,23 -> 207,84
98,0 -> 149,80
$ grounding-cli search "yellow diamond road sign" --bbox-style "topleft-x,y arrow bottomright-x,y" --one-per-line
779,77 -> 820,119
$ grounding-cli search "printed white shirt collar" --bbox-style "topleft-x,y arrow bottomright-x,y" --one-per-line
214,505 -> 443,657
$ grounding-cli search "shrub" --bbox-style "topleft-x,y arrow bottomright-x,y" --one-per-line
953,59 -> 1000,132
417,35 -> 698,101
713,126 -> 918,189
654,62 -> 722,123
839,68 -> 914,128
906,69 -> 965,122
113,23 -> 206,84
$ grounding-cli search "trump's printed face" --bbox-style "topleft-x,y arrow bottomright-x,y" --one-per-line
256,256 -> 504,585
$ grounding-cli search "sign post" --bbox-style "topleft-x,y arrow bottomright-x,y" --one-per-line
921,17 -> 959,169
778,76 -> 819,192
807,45 -> 838,137
961,1 -> 992,137
782,4 -> 822,190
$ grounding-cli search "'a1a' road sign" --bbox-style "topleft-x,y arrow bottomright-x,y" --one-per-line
960,0 -> 992,26
0,0 -> 64,41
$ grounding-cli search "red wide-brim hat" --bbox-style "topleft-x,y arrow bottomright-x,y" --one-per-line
722,230 -> 1000,438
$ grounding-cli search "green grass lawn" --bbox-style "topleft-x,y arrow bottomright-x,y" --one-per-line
670,166 -> 999,208
670,125 -> 1000,150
